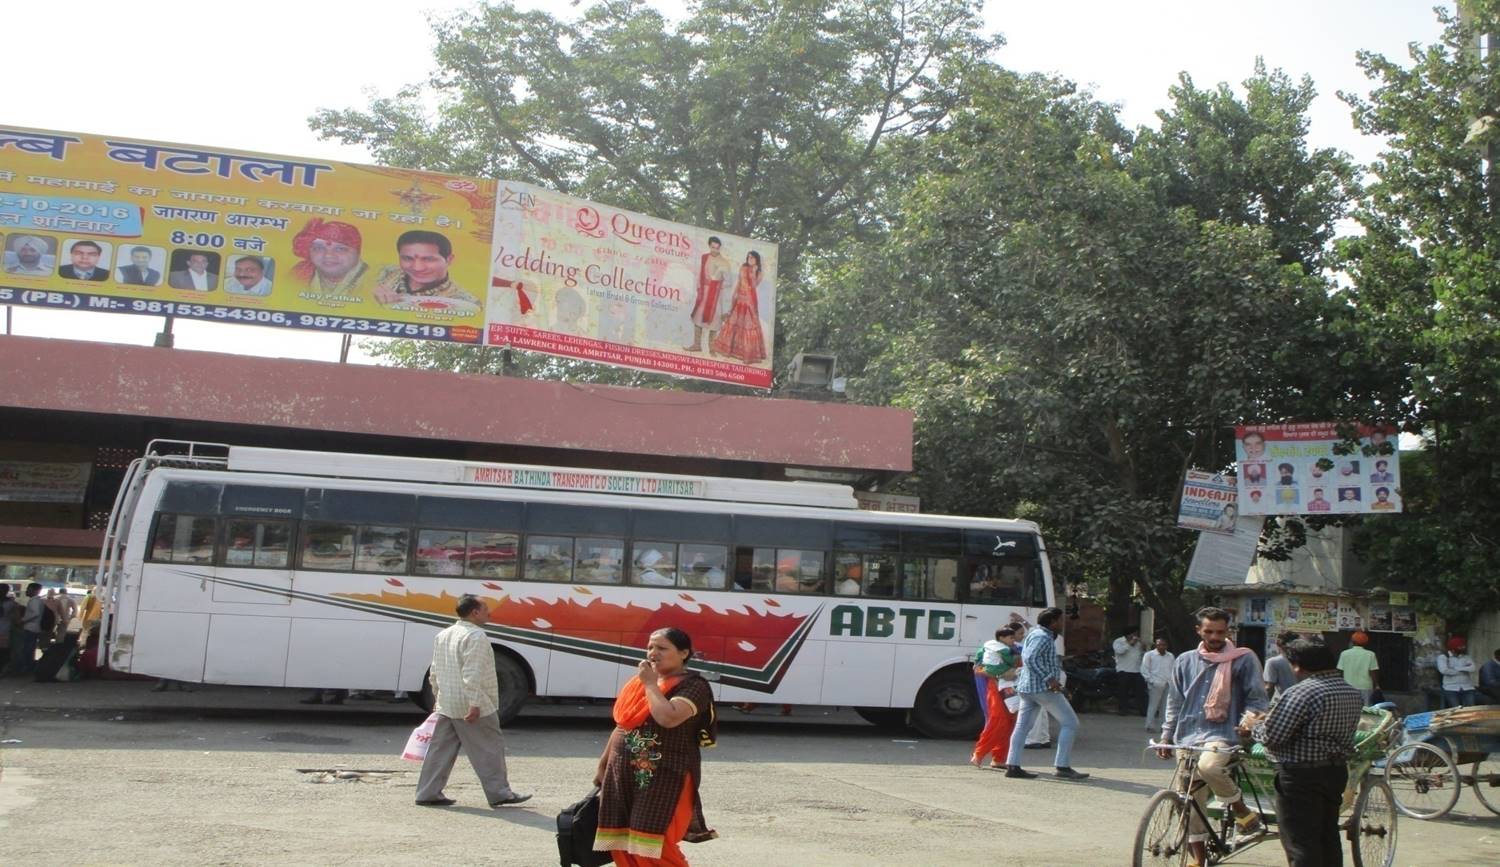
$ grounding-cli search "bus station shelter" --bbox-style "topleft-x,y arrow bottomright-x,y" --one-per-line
0,335 -> 913,584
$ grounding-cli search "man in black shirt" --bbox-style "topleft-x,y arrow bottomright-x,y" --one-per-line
1248,639 -> 1363,867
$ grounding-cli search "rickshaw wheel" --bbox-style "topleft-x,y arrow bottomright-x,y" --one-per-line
1384,741 -> 1459,819
1470,756 -> 1500,816
1349,777 -> 1398,867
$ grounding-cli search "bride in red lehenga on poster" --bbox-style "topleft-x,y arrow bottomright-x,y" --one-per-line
710,251 -> 767,364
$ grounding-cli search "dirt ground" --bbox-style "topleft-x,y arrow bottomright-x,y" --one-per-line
2,680 -> 1497,865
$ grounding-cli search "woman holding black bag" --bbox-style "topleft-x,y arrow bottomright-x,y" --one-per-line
591,627 -> 717,866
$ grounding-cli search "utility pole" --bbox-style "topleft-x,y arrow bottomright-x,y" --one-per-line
1459,1 -> 1500,211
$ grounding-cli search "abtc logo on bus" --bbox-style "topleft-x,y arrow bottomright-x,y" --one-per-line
828,604 -> 957,640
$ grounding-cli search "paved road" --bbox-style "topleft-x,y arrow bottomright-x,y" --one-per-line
2,680 -> 1497,865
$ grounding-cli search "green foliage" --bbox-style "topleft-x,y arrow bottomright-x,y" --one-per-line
790,64 -> 1363,642
1340,2 -> 1500,624
318,0 -> 997,383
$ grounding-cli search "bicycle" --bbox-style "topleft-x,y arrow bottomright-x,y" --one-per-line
1133,743 -> 1276,867
1133,707 -> 1401,867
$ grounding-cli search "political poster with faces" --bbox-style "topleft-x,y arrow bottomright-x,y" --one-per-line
1234,423 -> 1401,516
0,125 -> 495,343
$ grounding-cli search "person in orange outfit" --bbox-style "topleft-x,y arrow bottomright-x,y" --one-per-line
970,625 -> 1021,768
594,628 -> 718,866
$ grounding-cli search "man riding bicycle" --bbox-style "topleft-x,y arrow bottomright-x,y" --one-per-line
1158,607 -> 1270,867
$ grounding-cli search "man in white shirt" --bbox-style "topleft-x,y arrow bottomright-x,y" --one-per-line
225,256 -> 273,296
1113,628 -> 1145,715
1140,637 -> 1175,732
19,582 -> 47,674
415,594 -> 530,808
1437,637 -> 1478,707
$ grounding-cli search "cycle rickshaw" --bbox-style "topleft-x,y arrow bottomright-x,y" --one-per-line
1379,705 -> 1500,820
1134,707 -> 1402,867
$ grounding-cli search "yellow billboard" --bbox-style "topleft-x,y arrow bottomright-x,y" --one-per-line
0,126 -> 494,343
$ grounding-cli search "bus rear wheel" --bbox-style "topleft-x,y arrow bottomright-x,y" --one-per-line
409,649 -> 531,725
910,666 -> 983,739
493,648 -> 530,726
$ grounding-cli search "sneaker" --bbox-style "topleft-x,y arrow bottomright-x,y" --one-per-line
1053,767 -> 1091,781
1004,766 -> 1038,779
490,792 -> 533,807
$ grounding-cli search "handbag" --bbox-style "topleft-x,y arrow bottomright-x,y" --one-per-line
401,713 -> 440,762
556,786 -> 612,867
1002,687 -> 1022,714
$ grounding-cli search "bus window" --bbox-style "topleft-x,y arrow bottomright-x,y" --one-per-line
833,523 -> 901,553
774,549 -> 825,594
302,522 -> 356,571
221,519 -> 290,568
902,557 -> 960,601
631,543 -> 679,586
466,531 -> 518,579
737,547 -> 776,592
355,526 -> 410,574
527,504 -> 628,537
836,552 -> 898,597
526,536 -> 574,582
734,516 -> 832,550
966,561 -> 1029,605
416,529 -> 467,576
679,544 -> 727,589
833,552 -> 861,595
417,496 -> 521,532
861,554 -> 899,598
575,537 -> 625,584
222,484 -> 302,519
632,511 -> 731,544
158,481 -> 223,514
150,514 -> 216,564
304,489 -> 416,525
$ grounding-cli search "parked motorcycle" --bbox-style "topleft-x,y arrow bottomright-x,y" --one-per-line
1063,652 -> 1118,713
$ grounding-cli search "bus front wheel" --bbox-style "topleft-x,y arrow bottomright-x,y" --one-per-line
910,665 -> 983,739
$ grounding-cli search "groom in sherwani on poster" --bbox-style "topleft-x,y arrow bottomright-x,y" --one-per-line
684,236 -> 732,352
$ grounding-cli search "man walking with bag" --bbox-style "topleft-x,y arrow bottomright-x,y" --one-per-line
415,594 -> 531,808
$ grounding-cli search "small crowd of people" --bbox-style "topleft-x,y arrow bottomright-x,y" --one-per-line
1,582 -> 93,676
969,605 -> 1466,867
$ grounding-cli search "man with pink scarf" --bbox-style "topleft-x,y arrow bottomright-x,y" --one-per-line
1158,607 -> 1269,867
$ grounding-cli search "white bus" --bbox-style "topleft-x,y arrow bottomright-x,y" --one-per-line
97,442 -> 1057,738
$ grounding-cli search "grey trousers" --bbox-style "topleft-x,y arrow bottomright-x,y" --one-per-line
415,713 -> 516,804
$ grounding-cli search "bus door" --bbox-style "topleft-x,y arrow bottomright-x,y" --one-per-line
202,486 -> 301,685
957,529 -> 1041,648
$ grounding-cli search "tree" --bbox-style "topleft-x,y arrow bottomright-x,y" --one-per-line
1340,2 -> 1500,625
312,0 -> 997,381
788,64 -> 1362,646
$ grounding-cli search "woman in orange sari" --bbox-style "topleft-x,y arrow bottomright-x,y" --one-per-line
594,627 -> 717,866
709,251 -> 767,364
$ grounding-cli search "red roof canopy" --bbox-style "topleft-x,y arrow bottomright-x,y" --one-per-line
0,335 -> 912,472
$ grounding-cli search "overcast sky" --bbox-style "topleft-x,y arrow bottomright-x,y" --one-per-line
3,1 -> 1448,364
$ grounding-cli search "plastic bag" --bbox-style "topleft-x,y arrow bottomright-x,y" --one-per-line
402,713 -> 440,762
